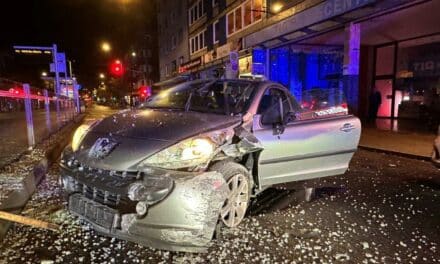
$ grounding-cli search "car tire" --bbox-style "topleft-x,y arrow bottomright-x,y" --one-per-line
210,161 -> 252,228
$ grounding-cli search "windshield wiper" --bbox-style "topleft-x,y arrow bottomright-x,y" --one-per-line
184,91 -> 193,112
185,80 -> 217,112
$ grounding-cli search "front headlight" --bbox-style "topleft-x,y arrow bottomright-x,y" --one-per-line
71,120 -> 101,152
140,137 -> 216,170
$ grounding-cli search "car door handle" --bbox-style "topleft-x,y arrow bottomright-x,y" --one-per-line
340,123 -> 355,132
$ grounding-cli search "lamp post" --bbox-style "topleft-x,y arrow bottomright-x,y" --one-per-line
101,42 -> 111,53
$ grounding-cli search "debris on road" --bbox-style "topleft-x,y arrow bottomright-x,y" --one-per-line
1,150 -> 439,263
0,211 -> 59,232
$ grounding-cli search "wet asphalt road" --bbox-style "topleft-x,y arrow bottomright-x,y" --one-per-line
0,108 -> 77,168
0,105 -> 439,263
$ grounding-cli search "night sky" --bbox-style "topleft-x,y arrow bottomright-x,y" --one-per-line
0,0 -> 155,88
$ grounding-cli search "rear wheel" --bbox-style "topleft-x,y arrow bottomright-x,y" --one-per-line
211,161 -> 251,228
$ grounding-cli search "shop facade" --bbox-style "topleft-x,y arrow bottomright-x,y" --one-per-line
244,0 -> 440,125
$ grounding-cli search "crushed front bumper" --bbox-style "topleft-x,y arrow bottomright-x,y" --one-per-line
60,165 -> 228,252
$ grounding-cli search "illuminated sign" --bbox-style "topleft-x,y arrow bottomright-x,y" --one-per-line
179,57 -> 202,73
15,49 -> 52,54
239,56 -> 252,74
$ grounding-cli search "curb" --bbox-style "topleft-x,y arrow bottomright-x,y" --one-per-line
359,145 -> 432,161
0,114 -> 85,241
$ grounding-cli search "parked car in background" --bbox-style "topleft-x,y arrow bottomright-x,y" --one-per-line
432,125 -> 440,167
59,79 -> 361,252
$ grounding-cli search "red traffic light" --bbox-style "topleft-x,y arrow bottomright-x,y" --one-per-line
139,86 -> 151,98
9,87 -> 22,95
110,59 -> 124,77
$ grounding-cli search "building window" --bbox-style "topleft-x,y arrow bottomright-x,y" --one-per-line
171,36 -> 177,50
189,30 -> 207,55
171,60 -> 177,73
227,12 -> 234,35
227,0 -> 263,36
213,20 -> 219,43
212,0 -> 218,7
244,0 -> 252,27
189,0 -> 205,25
253,0 -> 262,21
235,7 -> 242,31
178,28 -> 183,42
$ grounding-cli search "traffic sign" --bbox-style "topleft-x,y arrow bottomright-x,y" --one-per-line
50,52 -> 67,73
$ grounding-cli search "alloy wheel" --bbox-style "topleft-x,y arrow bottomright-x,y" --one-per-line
220,173 -> 249,228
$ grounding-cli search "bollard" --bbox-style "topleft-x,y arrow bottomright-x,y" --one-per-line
73,84 -> 80,114
43,89 -> 51,132
23,84 -> 35,148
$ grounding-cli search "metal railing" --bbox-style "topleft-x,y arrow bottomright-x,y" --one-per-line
0,78 -> 80,167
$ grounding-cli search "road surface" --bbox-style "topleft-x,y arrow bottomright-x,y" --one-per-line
0,108 -> 76,168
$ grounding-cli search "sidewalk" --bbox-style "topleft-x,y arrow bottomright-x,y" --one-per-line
0,114 -> 84,240
359,125 -> 436,159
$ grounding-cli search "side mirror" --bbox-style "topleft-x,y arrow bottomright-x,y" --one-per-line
283,111 -> 296,125
272,122 -> 285,135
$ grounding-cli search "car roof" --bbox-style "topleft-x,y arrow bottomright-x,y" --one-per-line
186,78 -> 283,90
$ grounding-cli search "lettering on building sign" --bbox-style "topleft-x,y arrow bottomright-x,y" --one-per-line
217,43 -> 231,59
411,60 -> 440,75
179,57 -> 202,73
322,0 -> 375,18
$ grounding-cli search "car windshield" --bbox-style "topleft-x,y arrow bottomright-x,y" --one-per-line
140,80 -> 257,115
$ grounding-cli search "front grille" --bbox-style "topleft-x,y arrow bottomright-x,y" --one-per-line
79,182 -> 121,207
69,193 -> 118,230
63,175 -> 136,213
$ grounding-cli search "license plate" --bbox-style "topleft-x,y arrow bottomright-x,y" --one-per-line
69,193 -> 116,230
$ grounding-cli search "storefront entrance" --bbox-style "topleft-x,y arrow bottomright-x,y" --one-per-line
269,44 -> 344,102
264,0 -> 440,131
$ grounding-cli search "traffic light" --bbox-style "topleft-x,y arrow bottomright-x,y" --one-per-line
139,86 -> 151,98
110,59 -> 124,77
9,87 -> 23,95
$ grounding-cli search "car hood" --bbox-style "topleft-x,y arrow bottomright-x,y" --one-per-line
74,109 -> 241,171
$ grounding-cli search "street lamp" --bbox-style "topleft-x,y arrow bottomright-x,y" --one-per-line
271,2 -> 284,13
101,42 -> 111,53
99,73 -> 105,79
41,71 -> 47,77
131,51 -> 136,57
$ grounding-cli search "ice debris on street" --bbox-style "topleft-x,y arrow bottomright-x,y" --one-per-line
0,150 -> 439,263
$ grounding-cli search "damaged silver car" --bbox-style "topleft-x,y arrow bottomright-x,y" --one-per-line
59,79 -> 361,252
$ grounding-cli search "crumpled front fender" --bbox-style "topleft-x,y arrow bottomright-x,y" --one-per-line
123,170 -> 228,251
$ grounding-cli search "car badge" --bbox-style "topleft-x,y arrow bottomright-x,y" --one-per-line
89,137 -> 118,159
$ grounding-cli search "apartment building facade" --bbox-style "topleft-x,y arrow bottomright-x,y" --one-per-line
158,0 -> 440,123
157,0 -> 190,81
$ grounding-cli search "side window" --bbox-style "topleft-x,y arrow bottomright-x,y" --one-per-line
258,88 -> 292,126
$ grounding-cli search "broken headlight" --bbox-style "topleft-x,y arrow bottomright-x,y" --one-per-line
71,120 -> 101,152
140,137 -> 216,170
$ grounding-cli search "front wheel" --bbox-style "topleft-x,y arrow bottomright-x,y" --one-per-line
210,161 -> 251,228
